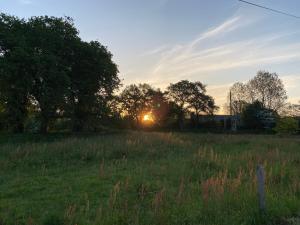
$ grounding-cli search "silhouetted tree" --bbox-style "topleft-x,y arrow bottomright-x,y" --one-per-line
167,80 -> 217,129
248,71 -> 287,111
0,13 -> 120,133
119,84 -> 155,126
188,82 -> 218,122
227,82 -> 248,115
69,40 -> 120,132
228,71 -> 287,115
242,101 -> 277,130
27,16 -> 78,133
0,14 -> 32,133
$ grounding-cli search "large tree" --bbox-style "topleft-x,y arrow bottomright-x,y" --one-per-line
70,40 -> 120,132
0,14 -> 32,133
0,13 -> 120,133
188,82 -> 218,116
119,84 -> 154,126
248,71 -> 287,111
228,71 -> 287,114
27,16 -> 78,133
167,80 -> 217,129
227,82 -> 248,115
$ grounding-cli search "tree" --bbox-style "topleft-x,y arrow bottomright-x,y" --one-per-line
247,71 -> 287,112
228,71 -> 287,115
167,80 -> 217,129
166,80 -> 195,129
274,117 -> 298,134
27,16 -> 78,133
188,82 -> 218,115
148,89 -> 170,127
0,13 -> 121,133
0,14 -> 32,133
227,82 -> 248,115
119,84 -> 154,126
69,40 -> 120,132
242,101 -> 277,130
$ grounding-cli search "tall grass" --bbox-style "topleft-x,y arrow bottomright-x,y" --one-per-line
0,132 -> 299,225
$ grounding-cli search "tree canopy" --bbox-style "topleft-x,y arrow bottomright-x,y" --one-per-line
228,71 -> 287,115
0,14 -> 120,133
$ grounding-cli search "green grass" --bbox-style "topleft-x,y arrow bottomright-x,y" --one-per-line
0,132 -> 299,225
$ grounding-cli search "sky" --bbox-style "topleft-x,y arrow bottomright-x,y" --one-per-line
1,0 -> 300,112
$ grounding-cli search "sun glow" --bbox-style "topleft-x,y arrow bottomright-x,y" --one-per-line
142,113 -> 154,123
143,114 -> 151,121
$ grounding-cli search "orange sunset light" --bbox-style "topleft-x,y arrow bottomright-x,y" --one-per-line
142,113 -> 154,123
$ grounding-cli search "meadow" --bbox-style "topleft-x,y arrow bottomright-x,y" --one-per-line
0,132 -> 299,225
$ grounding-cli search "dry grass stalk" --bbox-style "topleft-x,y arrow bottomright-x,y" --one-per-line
138,183 -> 147,200
65,204 -> 77,222
109,181 -> 121,208
176,177 -> 185,204
153,187 -> 165,213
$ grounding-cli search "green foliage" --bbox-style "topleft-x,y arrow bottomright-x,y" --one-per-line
26,16 -> 78,133
242,101 -> 276,130
70,40 -> 120,132
0,14 -> 120,133
0,14 -> 32,133
119,84 -> 162,127
0,132 -> 299,225
274,117 -> 299,134
167,80 -> 218,129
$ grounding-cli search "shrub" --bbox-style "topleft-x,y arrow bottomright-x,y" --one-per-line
242,101 -> 277,130
274,117 -> 298,134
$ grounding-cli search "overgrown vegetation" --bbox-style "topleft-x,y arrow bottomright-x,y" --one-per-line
0,132 -> 299,225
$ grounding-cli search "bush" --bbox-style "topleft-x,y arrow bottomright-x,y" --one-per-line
274,117 -> 299,134
242,101 -> 277,130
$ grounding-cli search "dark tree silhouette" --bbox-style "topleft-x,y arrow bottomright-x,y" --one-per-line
69,40 -> 120,132
0,14 -> 31,133
0,13 -> 120,133
119,84 -> 155,126
27,16 -> 78,133
228,71 -> 287,115
167,80 -> 217,129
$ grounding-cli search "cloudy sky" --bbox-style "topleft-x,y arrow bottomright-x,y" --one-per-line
1,0 -> 300,111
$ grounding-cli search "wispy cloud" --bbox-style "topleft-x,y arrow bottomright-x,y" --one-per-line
148,16 -> 249,80
144,15 -> 300,88
141,45 -> 170,56
131,13 -> 300,109
189,16 -> 241,48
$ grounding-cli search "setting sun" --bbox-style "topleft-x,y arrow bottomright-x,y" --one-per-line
142,113 -> 154,123
143,114 -> 151,121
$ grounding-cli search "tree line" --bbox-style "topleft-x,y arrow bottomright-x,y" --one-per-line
0,14 -> 218,133
0,14 -> 120,133
228,71 -> 300,132
1,14 -> 299,134
117,81 -> 218,130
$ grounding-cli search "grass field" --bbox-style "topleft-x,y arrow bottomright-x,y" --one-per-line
0,132 -> 300,225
